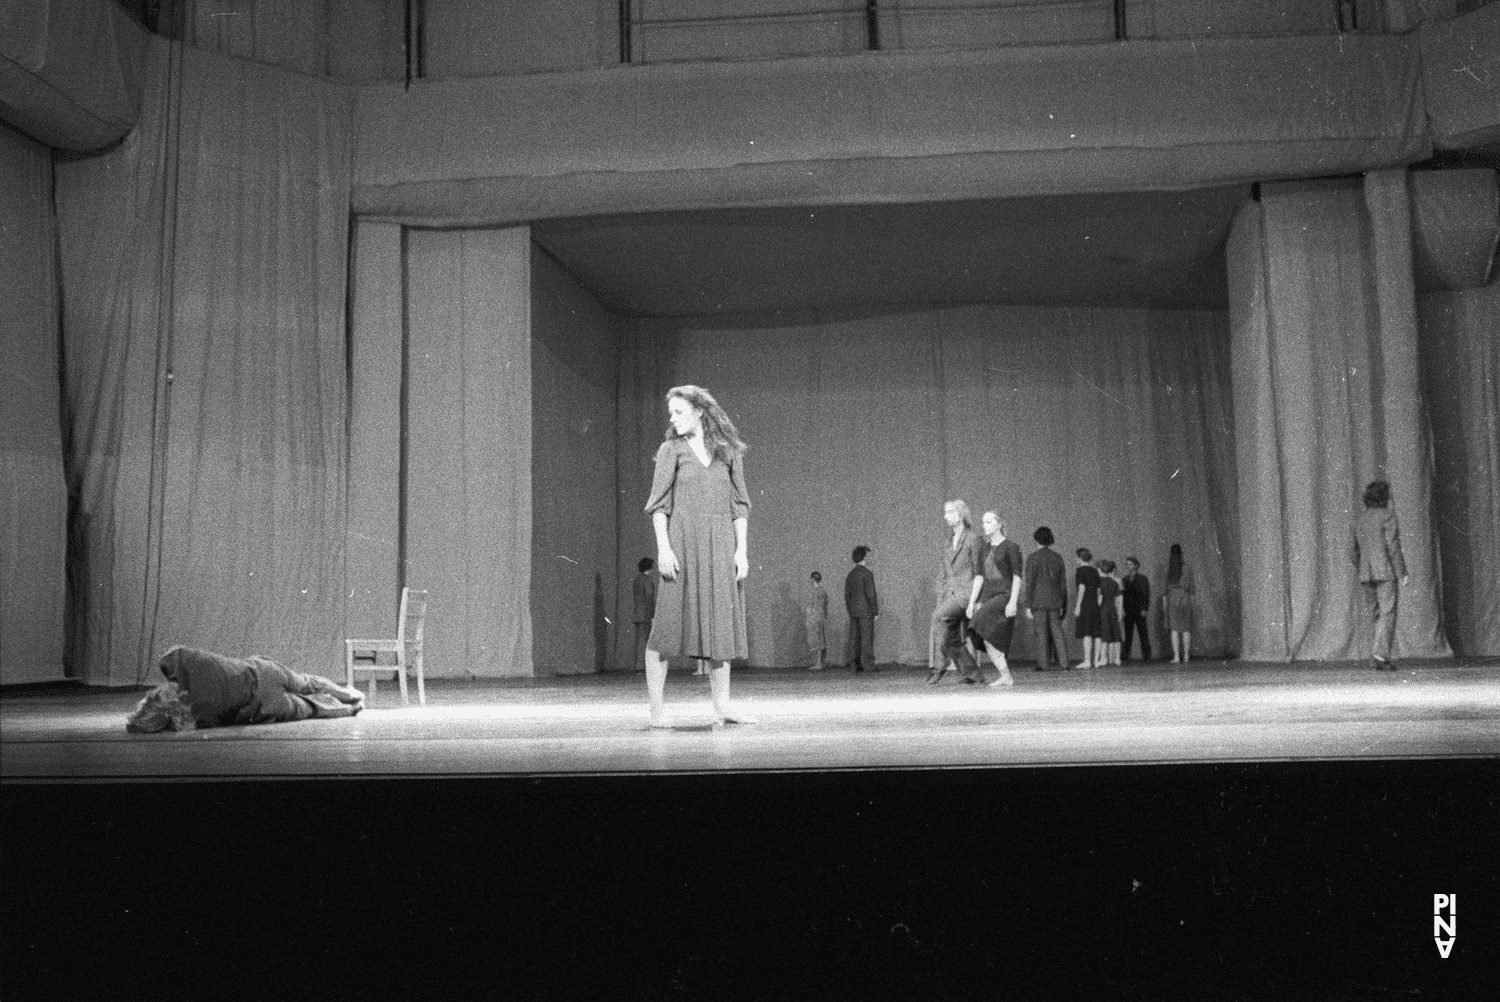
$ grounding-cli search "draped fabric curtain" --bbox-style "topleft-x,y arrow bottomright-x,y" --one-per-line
0,126 -> 67,683
400,228 -> 535,677
618,304 -> 1239,668
1227,177 -> 1451,663
54,38 -> 354,686
1420,281 -> 1500,656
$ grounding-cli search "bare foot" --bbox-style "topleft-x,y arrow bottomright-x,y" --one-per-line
648,710 -> 674,730
988,676 -> 1014,687
713,710 -> 758,726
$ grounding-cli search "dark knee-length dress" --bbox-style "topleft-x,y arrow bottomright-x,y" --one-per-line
1099,576 -> 1122,643
1074,564 -> 1102,639
644,438 -> 751,661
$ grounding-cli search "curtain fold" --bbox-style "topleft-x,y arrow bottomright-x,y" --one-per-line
0,125 -> 67,683
1419,280 -> 1500,656
55,38 -> 354,685
402,227 -> 534,677
619,304 -> 1239,668
1227,177 -> 1451,663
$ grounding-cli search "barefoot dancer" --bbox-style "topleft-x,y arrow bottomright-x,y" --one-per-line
642,385 -> 755,727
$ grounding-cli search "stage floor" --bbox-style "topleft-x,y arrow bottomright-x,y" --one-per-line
3,657 -> 1497,780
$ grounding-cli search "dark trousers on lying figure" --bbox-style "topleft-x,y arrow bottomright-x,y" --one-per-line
1122,613 -> 1151,661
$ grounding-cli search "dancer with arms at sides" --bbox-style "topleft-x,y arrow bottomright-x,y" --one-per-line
642,385 -> 755,727
845,546 -> 879,673
1073,548 -> 1103,668
1097,559 -> 1123,666
1024,526 -> 1071,670
967,511 -> 1024,687
805,571 -> 829,670
1165,542 -> 1195,663
1350,478 -> 1407,670
927,500 -> 985,685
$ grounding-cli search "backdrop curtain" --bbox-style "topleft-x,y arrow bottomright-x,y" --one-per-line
0,126 -> 67,683
1227,176 -> 1450,663
618,304 -> 1239,669
54,38 -> 354,686
400,227 -> 534,677
1419,280 -> 1500,656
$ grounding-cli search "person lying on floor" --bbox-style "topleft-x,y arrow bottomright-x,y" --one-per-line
126,645 -> 365,733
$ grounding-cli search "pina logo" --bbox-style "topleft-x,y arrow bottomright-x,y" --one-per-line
1433,894 -> 1456,958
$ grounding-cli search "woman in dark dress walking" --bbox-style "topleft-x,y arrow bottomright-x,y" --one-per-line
642,385 -> 755,728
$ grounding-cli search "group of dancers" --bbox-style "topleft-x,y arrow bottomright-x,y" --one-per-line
638,382 -> 1413,728
919,505 -> 1198,689
635,383 -> 1211,727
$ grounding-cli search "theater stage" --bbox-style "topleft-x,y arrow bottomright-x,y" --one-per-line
4,657 -> 1497,781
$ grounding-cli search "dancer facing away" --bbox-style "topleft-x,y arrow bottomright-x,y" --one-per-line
928,500 -> 986,685
968,511 -> 1023,687
845,546 -> 880,673
1165,543 -> 1195,663
1097,559 -> 1123,666
805,571 -> 829,670
1073,547 -> 1103,668
1350,478 -> 1407,670
1121,556 -> 1152,661
642,385 -> 755,727
1024,526 -> 1071,669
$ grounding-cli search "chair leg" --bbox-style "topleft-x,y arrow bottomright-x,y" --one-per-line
397,656 -> 410,705
369,676 -> 377,702
416,650 -> 425,706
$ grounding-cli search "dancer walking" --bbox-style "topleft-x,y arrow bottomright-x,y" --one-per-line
968,511 -> 1023,687
1350,479 -> 1407,670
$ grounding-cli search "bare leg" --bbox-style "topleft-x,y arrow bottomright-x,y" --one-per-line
646,647 -> 672,727
710,662 -> 756,725
1076,637 -> 1094,669
1170,632 -> 1182,663
984,642 -> 1013,687
1182,632 -> 1192,663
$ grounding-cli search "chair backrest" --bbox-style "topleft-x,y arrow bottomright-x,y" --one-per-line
396,588 -> 429,646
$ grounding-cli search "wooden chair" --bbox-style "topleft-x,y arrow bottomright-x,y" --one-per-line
346,587 -> 428,705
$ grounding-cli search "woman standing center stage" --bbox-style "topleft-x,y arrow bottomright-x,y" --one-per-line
642,385 -> 755,728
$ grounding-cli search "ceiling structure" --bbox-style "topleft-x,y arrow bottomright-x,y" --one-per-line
531,185 -> 1253,319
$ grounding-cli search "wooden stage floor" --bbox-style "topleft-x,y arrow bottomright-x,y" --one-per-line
5,657 -> 1497,780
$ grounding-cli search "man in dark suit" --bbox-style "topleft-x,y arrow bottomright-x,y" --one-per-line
1023,526 -> 1071,669
1121,556 -> 1152,661
1350,479 -> 1407,670
844,545 -> 879,672
631,557 -> 657,672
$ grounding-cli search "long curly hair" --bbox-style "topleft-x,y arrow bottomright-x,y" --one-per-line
125,682 -> 197,733
665,385 -> 747,464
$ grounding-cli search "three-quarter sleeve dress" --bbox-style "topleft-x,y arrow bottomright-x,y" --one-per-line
643,438 -> 751,661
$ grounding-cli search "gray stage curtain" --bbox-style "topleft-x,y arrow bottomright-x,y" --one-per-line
0,126 -> 67,683
1227,176 -> 1450,663
54,39 -> 354,686
401,227 -> 534,677
1420,280 -> 1500,656
619,304 -> 1239,668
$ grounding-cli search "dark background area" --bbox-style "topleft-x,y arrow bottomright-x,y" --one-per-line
4,761 -> 1495,999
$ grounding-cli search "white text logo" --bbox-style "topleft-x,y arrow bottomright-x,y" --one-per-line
1433,894 -> 1456,958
